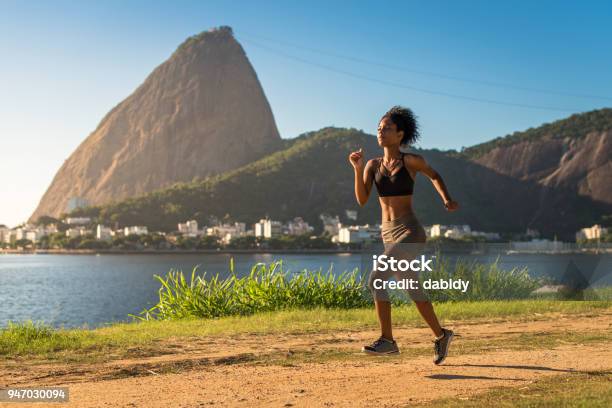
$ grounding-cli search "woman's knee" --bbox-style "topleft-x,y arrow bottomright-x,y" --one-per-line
367,270 -> 390,301
367,269 -> 381,292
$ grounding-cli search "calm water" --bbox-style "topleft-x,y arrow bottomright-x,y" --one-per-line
0,252 -> 610,329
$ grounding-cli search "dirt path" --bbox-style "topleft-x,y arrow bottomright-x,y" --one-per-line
1,312 -> 611,407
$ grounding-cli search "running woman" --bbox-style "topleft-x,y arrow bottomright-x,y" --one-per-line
348,106 -> 459,364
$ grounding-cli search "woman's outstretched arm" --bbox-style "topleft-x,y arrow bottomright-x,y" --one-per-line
348,148 -> 375,207
405,154 -> 459,211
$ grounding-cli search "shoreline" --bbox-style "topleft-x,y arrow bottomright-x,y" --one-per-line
1,247 -> 610,255
0,248 -> 363,255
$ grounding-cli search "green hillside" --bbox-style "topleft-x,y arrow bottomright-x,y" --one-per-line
68,125 -> 610,239
460,108 -> 612,159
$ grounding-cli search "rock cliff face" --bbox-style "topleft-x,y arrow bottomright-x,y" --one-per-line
30,26 -> 281,221
473,130 -> 612,206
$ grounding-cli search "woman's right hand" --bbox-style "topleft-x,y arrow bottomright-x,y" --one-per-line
348,147 -> 364,170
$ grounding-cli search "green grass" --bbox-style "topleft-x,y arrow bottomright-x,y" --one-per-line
534,285 -> 612,301
418,371 -> 612,407
1,299 -> 610,361
130,260 -> 369,320
130,258 -> 543,321
0,321 -> 84,356
424,255 -> 539,302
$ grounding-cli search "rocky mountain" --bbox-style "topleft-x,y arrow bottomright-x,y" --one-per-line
30,26 -> 281,222
462,109 -> 612,206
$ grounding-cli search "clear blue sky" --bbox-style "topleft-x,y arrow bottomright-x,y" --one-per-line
1,0 -> 611,227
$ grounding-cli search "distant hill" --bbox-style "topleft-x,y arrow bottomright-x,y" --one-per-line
29,26 -> 281,222
461,109 -> 612,159
71,120 -> 612,239
461,108 -> 612,207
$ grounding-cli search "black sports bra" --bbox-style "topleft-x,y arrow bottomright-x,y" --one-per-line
373,153 -> 414,197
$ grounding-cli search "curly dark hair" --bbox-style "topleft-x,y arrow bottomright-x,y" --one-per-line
380,106 -> 420,146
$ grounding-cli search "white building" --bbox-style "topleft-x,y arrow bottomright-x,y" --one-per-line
254,219 -> 282,238
65,217 -> 91,225
178,220 -> 200,236
3,229 -> 16,244
284,217 -> 314,236
96,225 -> 113,241
11,225 -> 51,243
429,224 -> 494,240
66,227 -> 89,238
336,224 -> 380,244
0,226 -> 9,243
2,228 -> 13,244
576,224 -> 608,241
25,231 -> 40,242
429,224 -> 447,238
124,226 -> 148,236
444,225 -> 472,239
15,227 -> 28,241
207,222 -> 246,243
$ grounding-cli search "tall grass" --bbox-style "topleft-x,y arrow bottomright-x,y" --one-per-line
131,257 -> 542,321
422,255 -> 540,302
130,261 -> 368,320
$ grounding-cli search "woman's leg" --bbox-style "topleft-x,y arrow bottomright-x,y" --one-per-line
374,300 -> 393,340
401,266 -> 443,338
367,259 -> 395,340
394,231 -> 444,339
363,265 -> 399,354
414,301 -> 443,338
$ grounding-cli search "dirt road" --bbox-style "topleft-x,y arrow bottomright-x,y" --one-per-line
1,312 -> 611,407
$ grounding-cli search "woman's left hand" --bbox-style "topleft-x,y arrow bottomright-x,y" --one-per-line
444,200 -> 459,212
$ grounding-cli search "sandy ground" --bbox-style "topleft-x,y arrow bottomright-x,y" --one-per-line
1,312 -> 611,407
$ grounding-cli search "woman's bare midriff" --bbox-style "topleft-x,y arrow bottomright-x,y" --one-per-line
378,195 -> 414,222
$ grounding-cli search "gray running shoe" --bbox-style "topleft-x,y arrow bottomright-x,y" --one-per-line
362,336 -> 400,355
433,328 -> 454,365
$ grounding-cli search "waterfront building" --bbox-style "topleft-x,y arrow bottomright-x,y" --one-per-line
178,220 -> 201,236
254,219 -> 282,238
66,227 -> 89,238
96,225 -> 113,241
0,226 -> 9,243
207,222 -> 246,238
124,226 -> 148,236
444,225 -> 472,239
65,217 -> 91,225
337,224 -> 379,244
576,224 -> 608,241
